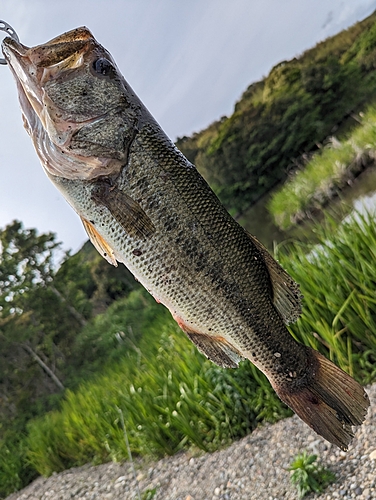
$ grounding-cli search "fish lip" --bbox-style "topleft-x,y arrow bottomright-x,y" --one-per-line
2,37 -> 29,60
2,37 -> 44,123
2,29 -> 92,76
40,26 -> 94,47
2,26 -> 94,66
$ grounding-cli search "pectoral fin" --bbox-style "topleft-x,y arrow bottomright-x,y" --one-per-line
247,232 -> 302,324
81,217 -> 118,267
91,182 -> 155,240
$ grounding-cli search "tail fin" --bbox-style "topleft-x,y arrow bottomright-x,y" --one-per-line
273,348 -> 369,450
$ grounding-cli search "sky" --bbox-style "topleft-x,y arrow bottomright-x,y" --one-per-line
1,0 -> 376,253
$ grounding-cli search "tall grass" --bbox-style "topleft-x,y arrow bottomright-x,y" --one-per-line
18,211 -> 376,485
277,211 -> 376,381
0,433 -> 37,499
269,104 -> 376,229
26,290 -> 287,477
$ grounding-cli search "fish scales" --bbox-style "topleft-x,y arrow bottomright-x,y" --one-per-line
55,125 -> 302,373
1,26 -> 369,450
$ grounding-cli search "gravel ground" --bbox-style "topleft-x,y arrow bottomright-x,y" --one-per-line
6,384 -> 376,500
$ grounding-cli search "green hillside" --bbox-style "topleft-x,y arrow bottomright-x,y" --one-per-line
176,11 -> 376,215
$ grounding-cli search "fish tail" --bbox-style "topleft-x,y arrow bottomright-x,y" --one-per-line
272,347 -> 369,450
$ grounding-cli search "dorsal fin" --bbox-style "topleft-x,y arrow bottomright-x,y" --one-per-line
81,217 -> 118,267
247,232 -> 302,324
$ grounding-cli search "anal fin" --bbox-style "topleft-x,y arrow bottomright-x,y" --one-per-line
185,330 -> 243,368
81,217 -> 118,267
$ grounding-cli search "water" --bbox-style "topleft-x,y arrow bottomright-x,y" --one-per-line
240,166 -> 376,249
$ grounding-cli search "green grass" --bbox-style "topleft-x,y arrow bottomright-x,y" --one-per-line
2,210 -> 376,496
0,432 -> 37,499
268,104 -> 376,229
277,211 -> 376,381
25,290 -> 288,477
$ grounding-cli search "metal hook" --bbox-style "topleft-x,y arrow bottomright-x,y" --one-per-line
0,20 -> 20,65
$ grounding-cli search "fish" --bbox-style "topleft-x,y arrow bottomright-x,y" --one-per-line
1,27 -> 369,450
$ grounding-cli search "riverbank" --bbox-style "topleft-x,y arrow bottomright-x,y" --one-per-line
6,383 -> 375,500
268,105 -> 376,231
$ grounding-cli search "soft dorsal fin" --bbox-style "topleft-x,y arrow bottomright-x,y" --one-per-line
247,232 -> 302,324
81,217 -> 118,267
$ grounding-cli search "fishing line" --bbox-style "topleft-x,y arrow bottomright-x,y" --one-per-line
0,20 -> 20,65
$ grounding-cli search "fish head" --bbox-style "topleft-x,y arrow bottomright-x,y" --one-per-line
2,27 -> 140,180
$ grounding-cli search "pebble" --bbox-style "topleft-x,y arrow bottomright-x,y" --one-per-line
5,384 -> 376,500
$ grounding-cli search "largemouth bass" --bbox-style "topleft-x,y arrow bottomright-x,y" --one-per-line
2,27 -> 369,450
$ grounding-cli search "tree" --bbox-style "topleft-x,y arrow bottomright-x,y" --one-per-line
0,220 -> 140,424
176,11 -> 376,215
0,221 -> 86,422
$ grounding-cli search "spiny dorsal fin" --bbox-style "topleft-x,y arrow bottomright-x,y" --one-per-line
247,232 -> 302,324
81,217 -> 118,267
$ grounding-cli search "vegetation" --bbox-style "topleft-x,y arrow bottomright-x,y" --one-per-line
26,289 -> 288,476
277,211 -> 376,382
0,221 -> 140,498
289,451 -> 335,498
142,489 -> 157,500
176,11 -> 376,215
0,207 -> 375,498
269,104 -> 376,229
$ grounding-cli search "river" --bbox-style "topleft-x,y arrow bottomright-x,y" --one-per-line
239,166 -> 376,250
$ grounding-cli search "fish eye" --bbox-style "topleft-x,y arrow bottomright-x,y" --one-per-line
93,58 -> 113,76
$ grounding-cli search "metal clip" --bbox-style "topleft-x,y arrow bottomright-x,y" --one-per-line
0,20 -> 20,65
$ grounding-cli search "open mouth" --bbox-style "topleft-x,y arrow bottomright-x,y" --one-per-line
2,28 -> 93,125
